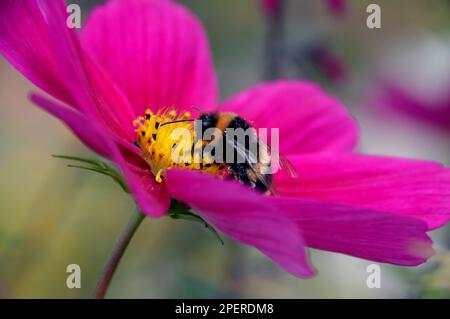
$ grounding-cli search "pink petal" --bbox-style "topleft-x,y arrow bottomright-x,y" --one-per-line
0,0 -> 136,141
165,169 -> 315,277
123,163 -> 171,218
82,55 -> 137,141
0,0 -> 74,105
220,80 -> 358,155
81,0 -> 218,115
166,169 -> 433,270
272,197 -> 433,266
275,155 -> 450,230
30,93 -> 112,158
377,84 -> 450,132
30,92 -> 146,168
30,93 -> 170,218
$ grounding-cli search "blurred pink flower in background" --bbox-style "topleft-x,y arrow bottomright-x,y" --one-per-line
1,0 -> 450,278
260,0 -> 348,17
373,37 -> 450,134
260,0 -> 281,16
314,48 -> 346,82
325,0 -> 348,16
377,84 -> 450,133
294,45 -> 347,83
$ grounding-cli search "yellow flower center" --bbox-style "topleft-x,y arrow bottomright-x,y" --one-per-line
133,109 -> 225,183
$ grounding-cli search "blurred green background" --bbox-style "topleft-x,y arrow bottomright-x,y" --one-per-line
0,0 -> 449,298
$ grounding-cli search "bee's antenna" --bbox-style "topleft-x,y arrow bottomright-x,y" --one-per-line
160,119 -> 195,127
192,105 -> 205,113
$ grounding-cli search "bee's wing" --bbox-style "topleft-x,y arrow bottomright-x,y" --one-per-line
225,136 -> 298,178
225,138 -> 259,168
225,138 -> 273,190
263,142 -> 298,178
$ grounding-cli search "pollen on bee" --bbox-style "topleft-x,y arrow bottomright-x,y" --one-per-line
133,109 -> 224,183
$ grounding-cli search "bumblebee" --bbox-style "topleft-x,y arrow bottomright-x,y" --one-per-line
198,112 -> 277,193
133,109 -> 296,194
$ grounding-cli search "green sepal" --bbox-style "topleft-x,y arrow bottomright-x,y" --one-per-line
168,200 -> 225,245
53,155 -> 224,245
52,154 -> 129,193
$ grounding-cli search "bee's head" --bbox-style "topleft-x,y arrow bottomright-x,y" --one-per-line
198,113 -> 218,132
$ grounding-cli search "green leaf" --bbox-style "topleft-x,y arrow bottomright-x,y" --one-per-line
52,154 -> 108,168
53,154 -> 129,193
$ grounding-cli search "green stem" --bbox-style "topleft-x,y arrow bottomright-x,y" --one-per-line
92,208 -> 145,299
263,0 -> 285,80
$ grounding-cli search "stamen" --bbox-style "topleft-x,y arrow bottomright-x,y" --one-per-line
155,169 -> 163,183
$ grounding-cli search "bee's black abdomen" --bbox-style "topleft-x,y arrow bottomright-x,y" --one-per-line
197,113 -> 272,193
225,116 -> 272,193
254,174 -> 272,192
229,163 -> 251,184
227,162 -> 271,193
228,116 -> 251,130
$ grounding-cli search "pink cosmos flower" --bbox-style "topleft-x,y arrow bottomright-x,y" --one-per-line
313,48 -> 347,82
260,0 -> 348,17
1,0 -> 450,277
325,0 -> 348,16
296,45 -> 347,83
260,0 -> 282,16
